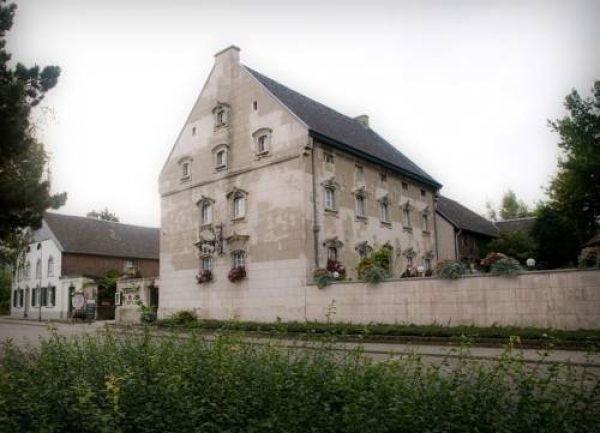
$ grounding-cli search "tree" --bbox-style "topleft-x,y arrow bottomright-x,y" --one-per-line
548,81 -> 600,245
87,208 -> 119,222
487,229 -> 537,264
0,0 -> 66,242
531,205 -> 579,269
486,190 -> 531,221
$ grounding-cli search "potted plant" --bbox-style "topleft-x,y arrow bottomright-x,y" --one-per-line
228,266 -> 246,282
196,269 -> 213,284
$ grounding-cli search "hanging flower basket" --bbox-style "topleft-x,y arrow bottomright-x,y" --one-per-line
326,259 -> 346,280
228,266 -> 246,282
196,269 -> 213,284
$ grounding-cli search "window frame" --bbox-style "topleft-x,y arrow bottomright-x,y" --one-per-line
47,256 -> 54,277
355,193 -> 366,219
35,258 -> 42,279
252,128 -> 272,156
231,250 -> 246,268
324,187 -> 336,211
202,256 -> 213,272
213,103 -> 229,128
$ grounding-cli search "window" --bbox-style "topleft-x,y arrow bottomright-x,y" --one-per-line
179,156 -> 192,181
324,187 -> 336,211
201,201 -> 213,225
355,194 -> 366,218
421,189 -> 427,197
422,213 -> 429,231
407,256 -> 413,267
41,286 -> 47,307
253,128 -> 272,155
48,286 -> 56,307
327,246 -> 338,261
24,261 -> 31,280
324,153 -> 334,164
380,201 -> 390,223
232,250 -> 246,268
31,287 -> 37,307
356,242 -> 373,260
402,182 -> 408,191
233,195 -> 245,219
124,260 -> 138,276
253,100 -> 258,110
424,258 -> 432,271
403,205 -> 411,227
47,256 -> 54,277
213,103 -> 229,127
192,126 -> 197,136
380,173 -> 387,184
202,256 -> 213,271
13,289 -> 18,308
216,150 -> 227,169
35,259 -> 42,279
18,288 -> 23,308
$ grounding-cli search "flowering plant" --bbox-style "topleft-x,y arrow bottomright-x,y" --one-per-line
326,259 -> 346,279
196,269 -> 213,284
480,252 -> 508,272
228,266 -> 246,282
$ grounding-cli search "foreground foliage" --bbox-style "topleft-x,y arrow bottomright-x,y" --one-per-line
0,330 -> 598,433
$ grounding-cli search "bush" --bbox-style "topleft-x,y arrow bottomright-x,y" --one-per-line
313,268 -> 333,289
170,310 -> 197,325
356,246 -> 392,280
0,331 -> 598,433
435,260 -> 469,279
579,248 -> 600,268
228,266 -> 246,282
491,257 -> 523,275
361,265 -> 387,285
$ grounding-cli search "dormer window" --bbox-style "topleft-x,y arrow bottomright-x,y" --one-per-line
253,128 -> 272,156
178,156 -> 192,182
213,103 -> 229,128
212,144 -> 229,171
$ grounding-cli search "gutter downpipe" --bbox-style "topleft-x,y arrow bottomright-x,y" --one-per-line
433,193 -> 440,262
310,137 -> 320,268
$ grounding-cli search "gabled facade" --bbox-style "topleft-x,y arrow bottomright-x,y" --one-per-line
159,46 -> 441,321
436,195 -> 499,262
11,213 -> 159,320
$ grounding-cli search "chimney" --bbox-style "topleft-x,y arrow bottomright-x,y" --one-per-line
354,114 -> 369,127
214,45 -> 240,65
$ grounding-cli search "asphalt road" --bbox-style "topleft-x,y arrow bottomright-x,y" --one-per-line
1,317 -> 599,372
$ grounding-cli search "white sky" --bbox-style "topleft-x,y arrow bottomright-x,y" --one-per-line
8,0 -> 600,227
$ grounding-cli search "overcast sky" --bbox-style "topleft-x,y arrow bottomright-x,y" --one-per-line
8,0 -> 600,227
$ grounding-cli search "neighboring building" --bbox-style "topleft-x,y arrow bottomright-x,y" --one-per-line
494,216 -> 537,235
11,213 -> 159,320
159,46 -> 441,320
436,195 -> 498,262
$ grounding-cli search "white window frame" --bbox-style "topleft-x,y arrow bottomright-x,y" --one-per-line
422,213 -> 429,231
232,250 -> 246,268
202,256 -> 213,271
201,201 -> 213,225
47,256 -> 54,277
253,128 -> 272,156
327,246 -> 338,261
25,262 -> 30,280
216,150 -> 226,169
213,103 -> 229,128
380,200 -> 390,223
324,187 -> 336,211
355,194 -> 366,218
403,206 -> 411,227
233,194 -> 246,219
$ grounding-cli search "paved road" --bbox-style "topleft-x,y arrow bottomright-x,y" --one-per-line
1,317 -> 599,371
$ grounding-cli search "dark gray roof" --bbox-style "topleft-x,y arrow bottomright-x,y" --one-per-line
436,196 -> 499,238
495,217 -> 537,234
37,213 -> 159,260
244,66 -> 441,189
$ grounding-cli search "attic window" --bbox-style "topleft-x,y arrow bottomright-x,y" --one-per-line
380,173 -> 387,184
178,157 -> 192,181
212,144 -> 229,171
252,128 -> 272,156
324,153 -> 334,164
402,182 -> 408,191
421,189 -> 426,197
213,103 -> 229,128
253,101 -> 258,110
192,126 -> 197,136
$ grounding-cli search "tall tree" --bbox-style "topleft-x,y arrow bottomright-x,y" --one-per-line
0,0 -> 66,242
486,190 -> 531,221
87,208 -> 119,222
548,81 -> 600,245
531,205 -> 579,269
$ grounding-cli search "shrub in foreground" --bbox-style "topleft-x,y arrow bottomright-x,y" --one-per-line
435,260 -> 469,279
0,331 -> 598,433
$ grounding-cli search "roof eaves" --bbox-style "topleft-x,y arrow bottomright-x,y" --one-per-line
311,130 -> 442,190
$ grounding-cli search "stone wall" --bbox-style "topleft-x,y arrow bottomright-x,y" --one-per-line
307,269 -> 600,330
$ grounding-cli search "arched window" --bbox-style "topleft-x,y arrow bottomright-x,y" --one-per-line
35,259 -> 42,279
47,256 -> 54,277
252,128 -> 272,156
212,144 -> 229,170
213,102 -> 229,128
197,196 -> 215,226
228,188 -> 248,220
379,195 -> 391,223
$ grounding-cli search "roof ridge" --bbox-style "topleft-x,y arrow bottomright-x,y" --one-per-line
45,212 -> 159,231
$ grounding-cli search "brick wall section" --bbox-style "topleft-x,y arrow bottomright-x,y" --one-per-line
61,253 -> 159,278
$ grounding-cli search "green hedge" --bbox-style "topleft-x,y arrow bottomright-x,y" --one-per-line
1,330 -> 599,432
155,318 -> 600,346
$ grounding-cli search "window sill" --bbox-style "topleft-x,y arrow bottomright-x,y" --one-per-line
215,165 -> 228,172
324,208 -> 338,216
256,151 -> 270,159
180,176 -> 191,183
422,230 -> 431,236
231,217 -> 246,223
380,221 -> 392,228
403,226 -> 413,233
200,223 -> 213,230
355,216 -> 368,223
